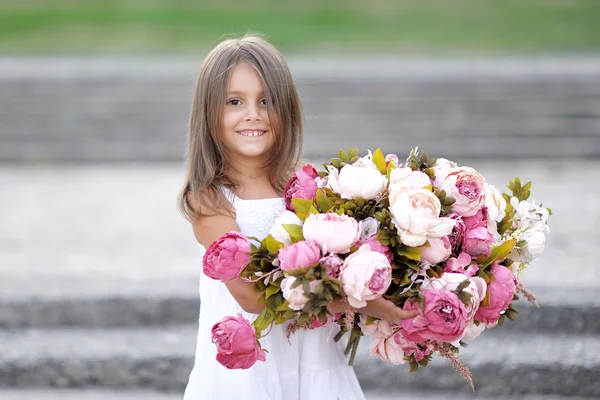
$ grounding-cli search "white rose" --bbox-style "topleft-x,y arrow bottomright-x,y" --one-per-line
281,277 -> 319,311
269,211 -> 303,246
389,188 -> 455,247
484,183 -> 507,223
520,230 -> 547,262
327,159 -> 387,200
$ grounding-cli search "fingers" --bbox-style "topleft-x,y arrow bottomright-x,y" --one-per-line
391,309 -> 418,324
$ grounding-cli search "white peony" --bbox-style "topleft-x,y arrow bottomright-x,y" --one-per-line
389,188 -> 455,247
269,211 -> 303,246
281,277 -> 319,311
327,155 -> 387,200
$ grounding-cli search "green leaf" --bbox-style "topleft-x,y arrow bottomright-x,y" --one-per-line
265,284 -> 280,299
309,205 -> 320,215
262,234 -> 284,255
372,148 -> 387,175
396,245 -> 421,261
282,223 -> 304,243
315,188 -> 334,212
291,198 -> 313,221
253,308 -> 275,335
455,280 -> 470,294
348,148 -> 359,158
480,239 -> 516,268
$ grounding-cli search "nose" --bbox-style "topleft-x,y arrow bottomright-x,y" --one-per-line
245,104 -> 261,121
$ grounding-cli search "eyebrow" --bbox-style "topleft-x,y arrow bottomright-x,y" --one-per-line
227,90 -> 265,96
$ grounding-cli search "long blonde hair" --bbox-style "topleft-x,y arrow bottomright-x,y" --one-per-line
178,34 -> 303,220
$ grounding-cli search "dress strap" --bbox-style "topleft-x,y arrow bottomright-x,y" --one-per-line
219,186 -> 239,206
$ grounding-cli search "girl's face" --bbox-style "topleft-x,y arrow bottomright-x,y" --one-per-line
220,62 -> 277,165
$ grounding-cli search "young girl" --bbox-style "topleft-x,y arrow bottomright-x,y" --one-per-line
179,34 -> 415,400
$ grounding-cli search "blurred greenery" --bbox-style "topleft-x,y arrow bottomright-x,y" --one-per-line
0,0 -> 599,54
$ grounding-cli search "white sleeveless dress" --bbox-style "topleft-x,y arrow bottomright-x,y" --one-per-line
183,188 -> 366,400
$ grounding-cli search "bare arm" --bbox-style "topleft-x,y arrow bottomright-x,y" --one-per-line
329,296 -> 417,325
191,211 -> 265,315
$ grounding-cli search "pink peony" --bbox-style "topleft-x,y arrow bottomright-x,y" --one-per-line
340,245 -> 392,308
284,164 -> 319,211
368,320 -> 406,365
437,166 -> 486,217
393,332 -> 433,363
278,241 -> 321,272
475,262 -> 516,325
358,236 -> 394,263
401,289 -> 468,343
419,236 -> 452,265
445,252 -> 478,276
203,231 -> 251,282
211,314 -> 266,369
463,224 -> 494,257
319,253 -> 344,279
422,272 -> 487,321
303,213 -> 361,254
446,213 -> 466,251
462,207 -> 488,230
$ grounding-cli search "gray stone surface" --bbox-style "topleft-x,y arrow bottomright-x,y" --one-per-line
1,57 -> 599,163
1,325 -> 599,397
0,389 -> 592,400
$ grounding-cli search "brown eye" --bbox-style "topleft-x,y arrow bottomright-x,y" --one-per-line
227,99 -> 242,105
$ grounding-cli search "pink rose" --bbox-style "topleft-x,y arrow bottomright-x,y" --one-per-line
475,263 -> 516,325
358,236 -> 394,263
303,213 -> 361,254
340,245 -> 392,308
284,164 -> 318,211
446,213 -> 466,251
368,320 -> 406,365
203,231 -> 251,282
437,166 -> 486,217
278,241 -> 321,272
320,253 -> 344,279
401,289 -> 468,343
419,236 -> 452,265
445,252 -> 478,276
463,224 -> 494,257
211,314 -> 266,369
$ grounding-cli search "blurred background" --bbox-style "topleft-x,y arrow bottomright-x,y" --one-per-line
1,1 -> 599,399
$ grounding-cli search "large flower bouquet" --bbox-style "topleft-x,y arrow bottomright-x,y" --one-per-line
205,148 -> 551,388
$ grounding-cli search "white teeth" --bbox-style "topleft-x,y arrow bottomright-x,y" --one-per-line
239,130 -> 265,137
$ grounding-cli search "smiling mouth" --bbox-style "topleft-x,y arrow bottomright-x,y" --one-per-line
238,130 -> 267,137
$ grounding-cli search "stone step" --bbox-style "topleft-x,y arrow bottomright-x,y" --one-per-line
0,325 -> 598,397
0,389 -> 592,400
1,57 -> 599,162
1,290 -> 599,335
